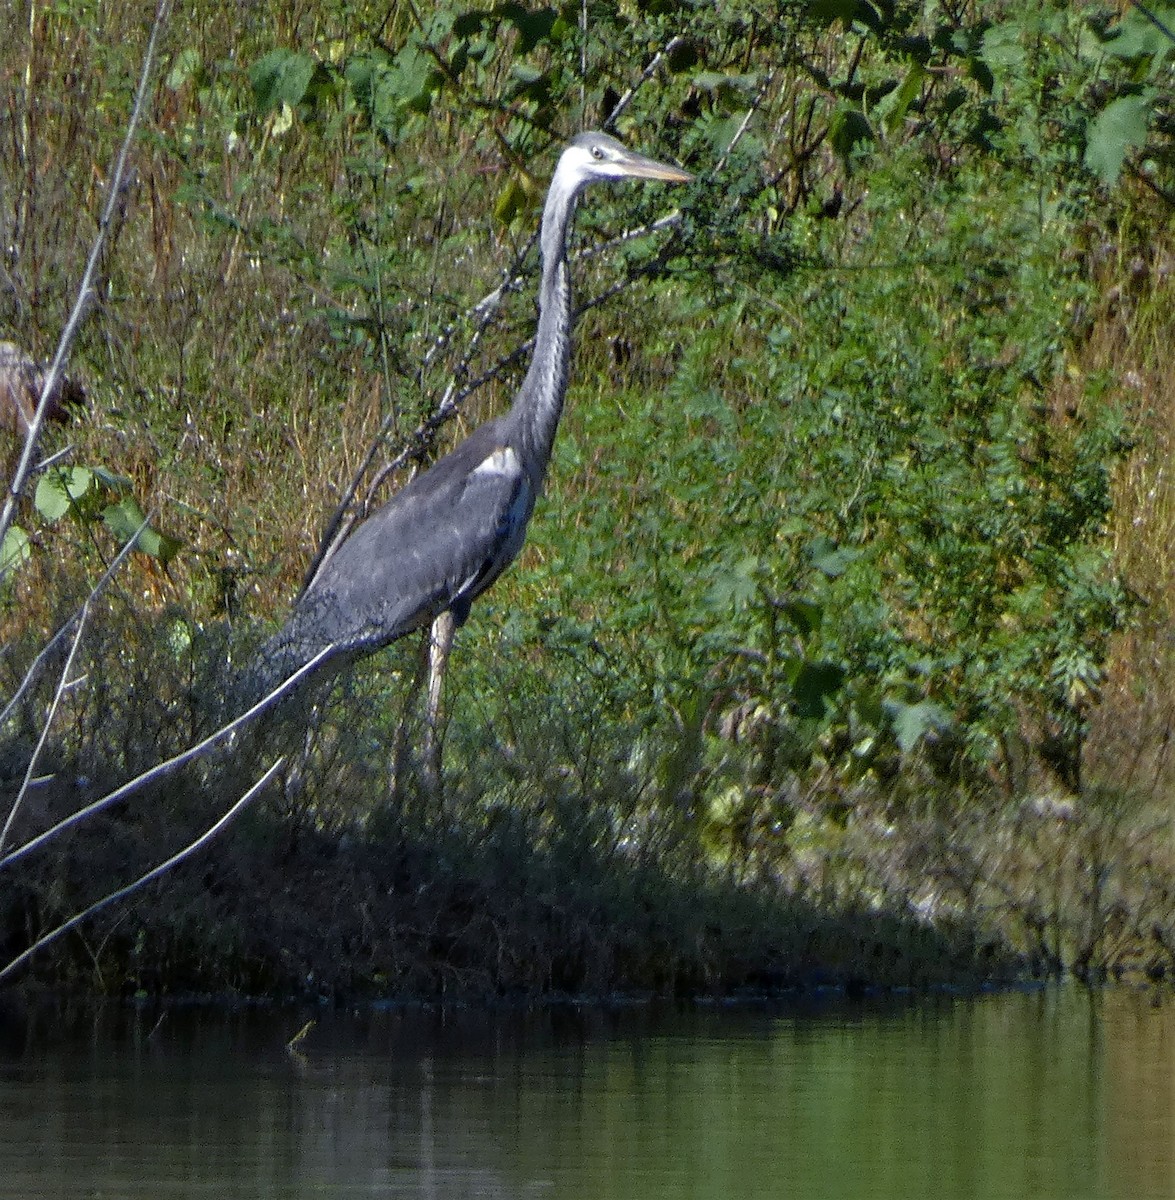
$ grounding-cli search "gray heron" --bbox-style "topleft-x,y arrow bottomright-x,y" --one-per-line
247,132 -> 692,774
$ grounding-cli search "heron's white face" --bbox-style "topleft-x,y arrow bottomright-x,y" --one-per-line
554,132 -> 693,194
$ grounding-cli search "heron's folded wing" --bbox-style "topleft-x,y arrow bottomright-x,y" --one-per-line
297,441 -> 532,653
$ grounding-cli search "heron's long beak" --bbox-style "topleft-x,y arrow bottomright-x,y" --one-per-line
618,150 -> 693,183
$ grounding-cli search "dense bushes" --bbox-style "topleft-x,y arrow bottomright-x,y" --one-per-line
1,0 -> 1172,994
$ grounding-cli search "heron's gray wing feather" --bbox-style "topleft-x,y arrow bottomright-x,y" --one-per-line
273,430 -> 532,666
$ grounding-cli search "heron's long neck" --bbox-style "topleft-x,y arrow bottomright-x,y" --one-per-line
511,177 -> 578,486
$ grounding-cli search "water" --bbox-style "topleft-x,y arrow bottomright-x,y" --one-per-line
0,987 -> 1171,1199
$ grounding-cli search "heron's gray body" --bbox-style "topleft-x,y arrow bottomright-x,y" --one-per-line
258,415 -> 542,686
247,132 -> 689,701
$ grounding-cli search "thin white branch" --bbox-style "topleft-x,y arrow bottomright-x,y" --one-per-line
0,642 -> 336,874
581,210 -> 686,262
0,0 -> 173,554
0,517 -> 145,730
31,443 -> 75,475
0,758 -> 284,987
604,35 -> 685,129
0,600 -> 89,857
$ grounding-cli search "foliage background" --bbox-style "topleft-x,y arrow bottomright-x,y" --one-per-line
1,0 -> 1173,996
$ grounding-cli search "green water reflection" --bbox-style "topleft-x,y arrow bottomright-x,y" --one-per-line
1,987 -> 1170,1199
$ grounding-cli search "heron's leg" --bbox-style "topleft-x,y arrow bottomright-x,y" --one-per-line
420,608 -> 457,808
390,631 -> 432,809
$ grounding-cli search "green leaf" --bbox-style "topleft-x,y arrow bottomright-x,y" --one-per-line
1084,92 -> 1154,187
34,467 -> 96,523
703,555 -> 760,612
510,63 -> 545,86
886,699 -> 952,754
829,104 -> 874,161
34,475 -> 71,522
807,536 -> 861,578
790,659 -> 846,719
388,43 -> 441,114
1,524 -> 31,576
498,3 -> 559,53
981,22 -> 1026,73
166,47 -> 203,91
1099,3 -> 1175,65
144,527 -> 184,565
874,64 -> 925,136
806,0 -> 867,28
102,497 -> 183,563
781,597 -> 824,635
102,496 -> 148,542
452,12 -> 485,38
250,49 -> 317,112
494,175 -> 529,225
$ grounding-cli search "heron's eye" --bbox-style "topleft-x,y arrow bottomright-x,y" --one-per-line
591,145 -> 604,160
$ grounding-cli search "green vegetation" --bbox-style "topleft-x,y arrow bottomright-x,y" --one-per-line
1,0 -> 1173,999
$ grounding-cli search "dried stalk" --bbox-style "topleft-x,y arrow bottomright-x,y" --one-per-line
0,0 -> 173,554
0,515 -> 142,729
0,596 -> 89,857
0,642 -> 336,874
0,758 -> 284,986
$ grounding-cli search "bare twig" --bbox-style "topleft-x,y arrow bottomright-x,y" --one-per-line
0,642 -> 336,874
580,210 -> 687,262
604,36 -> 685,130
301,208 -> 688,594
0,595 -> 89,857
286,1018 -> 315,1052
0,0 -> 173,553
29,443 -> 74,475
0,758 -> 284,986
0,516 -> 142,729
712,70 -> 775,177
579,0 -> 589,120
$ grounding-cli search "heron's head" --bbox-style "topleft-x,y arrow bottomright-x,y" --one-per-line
555,131 -> 693,195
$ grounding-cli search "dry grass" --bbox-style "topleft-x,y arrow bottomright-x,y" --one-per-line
1079,232 -> 1175,810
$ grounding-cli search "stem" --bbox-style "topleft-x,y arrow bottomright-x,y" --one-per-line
0,642 -> 335,874
0,0 -> 174,554
0,759 -> 284,986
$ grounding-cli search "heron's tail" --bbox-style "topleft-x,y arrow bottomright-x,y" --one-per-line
234,615 -> 338,714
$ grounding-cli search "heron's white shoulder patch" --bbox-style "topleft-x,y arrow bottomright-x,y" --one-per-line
470,445 -> 520,479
